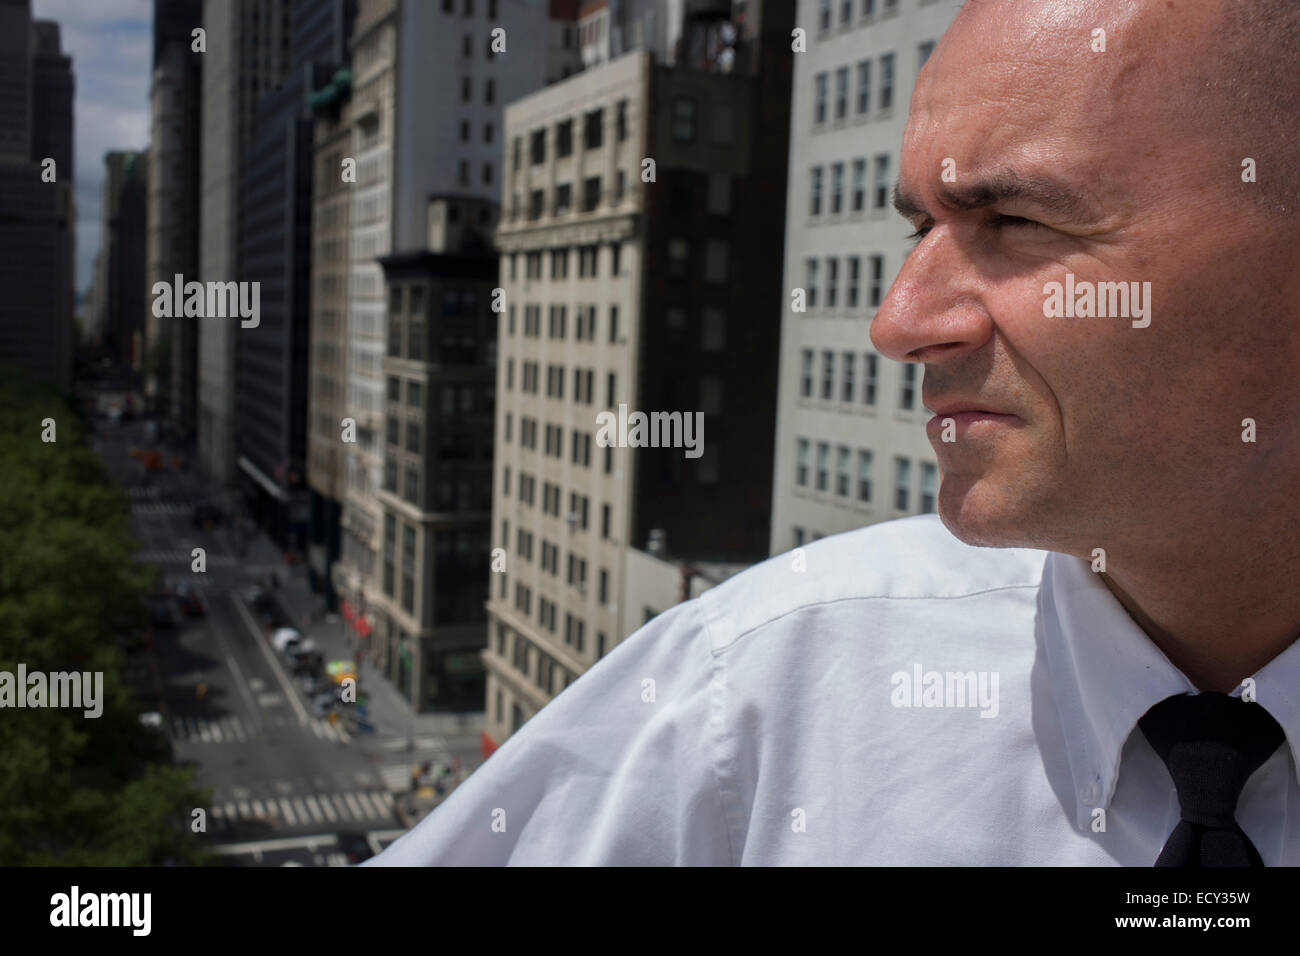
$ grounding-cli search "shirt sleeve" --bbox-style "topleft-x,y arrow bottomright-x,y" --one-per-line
362,595 -> 736,865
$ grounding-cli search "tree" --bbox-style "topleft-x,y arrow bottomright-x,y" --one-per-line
0,363 -> 210,864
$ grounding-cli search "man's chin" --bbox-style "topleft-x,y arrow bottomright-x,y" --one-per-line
935,474 -> 1042,549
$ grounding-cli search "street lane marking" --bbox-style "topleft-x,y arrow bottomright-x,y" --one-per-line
232,593 -> 310,726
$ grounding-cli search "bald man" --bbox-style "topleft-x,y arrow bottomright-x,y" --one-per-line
368,0 -> 1300,866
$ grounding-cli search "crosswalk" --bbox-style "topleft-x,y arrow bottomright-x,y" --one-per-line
167,714 -> 351,744
131,501 -> 191,517
210,789 -> 395,828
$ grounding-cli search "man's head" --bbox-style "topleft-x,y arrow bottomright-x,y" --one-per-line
870,0 -> 1300,559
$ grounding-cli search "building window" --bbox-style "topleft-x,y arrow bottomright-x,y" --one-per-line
530,128 -> 546,165
814,72 -> 828,125
668,239 -> 689,279
825,257 -> 838,307
386,415 -> 399,447
900,363 -> 917,410
387,375 -> 401,402
401,525 -> 416,613
841,351 -> 855,402
858,450 -> 873,502
705,241 -> 728,283
834,66 -> 848,120
894,457 -> 911,511
810,166 -> 823,215
462,76 -> 471,102
616,99 -> 628,140
556,118 -> 573,157
831,162 -> 844,214
821,351 -> 834,400
863,353 -> 878,405
796,438 -> 809,486
383,514 -> 396,596
920,462 -> 938,513
880,52 -> 896,110
486,77 -> 495,104
406,422 -> 420,453
836,446 -> 851,496
816,442 -> 829,491
818,0 -> 831,31
800,350 -> 814,398
584,107 -> 604,149
582,175 -> 601,211
874,154 -> 890,210
856,60 -> 871,114
702,308 -> 725,350
671,96 -> 696,142
805,258 -> 819,308
846,256 -> 861,308
918,40 -> 935,70
851,158 -> 866,212
869,254 -> 884,307
609,306 -> 619,343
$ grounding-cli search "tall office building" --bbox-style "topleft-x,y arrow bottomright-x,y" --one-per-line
100,150 -> 149,373
235,0 -> 355,549
768,0 -> 956,553
197,0 -> 291,485
0,0 -> 75,391
147,0 -> 203,430
485,0 -> 793,750
324,0 -> 552,689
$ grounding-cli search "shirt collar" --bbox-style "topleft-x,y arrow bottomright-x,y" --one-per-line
1041,551 -> 1300,828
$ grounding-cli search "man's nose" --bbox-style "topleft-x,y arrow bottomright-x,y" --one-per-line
869,229 -> 993,364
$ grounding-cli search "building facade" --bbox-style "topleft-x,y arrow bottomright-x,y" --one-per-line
768,0 -> 957,553
146,0 -> 202,427
197,0 -> 291,485
0,1 -> 75,391
485,0 -> 792,751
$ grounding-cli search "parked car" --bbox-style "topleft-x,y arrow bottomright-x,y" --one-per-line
175,585 -> 206,617
271,627 -> 301,654
148,595 -> 178,629
291,651 -> 324,680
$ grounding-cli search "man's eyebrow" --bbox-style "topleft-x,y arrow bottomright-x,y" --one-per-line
892,171 -> 1099,222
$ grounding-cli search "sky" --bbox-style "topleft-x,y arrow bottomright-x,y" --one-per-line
33,0 -> 153,293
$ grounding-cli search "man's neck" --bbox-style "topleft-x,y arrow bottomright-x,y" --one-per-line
1099,561 -> 1300,693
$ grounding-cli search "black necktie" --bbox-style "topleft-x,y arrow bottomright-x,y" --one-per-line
1138,691 -> 1284,866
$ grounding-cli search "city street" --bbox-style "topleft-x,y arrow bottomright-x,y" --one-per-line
91,395 -> 480,865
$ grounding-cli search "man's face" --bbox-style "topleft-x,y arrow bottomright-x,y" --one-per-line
870,0 -> 1300,556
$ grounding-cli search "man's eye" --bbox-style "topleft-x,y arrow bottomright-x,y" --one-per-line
989,214 -> 1043,230
906,225 -> 931,243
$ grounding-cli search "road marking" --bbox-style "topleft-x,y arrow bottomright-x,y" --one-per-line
232,593 -> 309,726
292,798 -> 309,822
357,792 -> 381,817
224,802 -> 237,821
304,795 -> 324,823
320,796 -> 338,823
209,721 -> 223,743
343,793 -> 364,819
208,834 -> 340,855
280,798 -> 297,825
238,800 -> 251,818
252,800 -> 265,817
375,791 -> 395,811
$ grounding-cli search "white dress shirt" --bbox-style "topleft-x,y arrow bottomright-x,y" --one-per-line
365,514 -> 1300,865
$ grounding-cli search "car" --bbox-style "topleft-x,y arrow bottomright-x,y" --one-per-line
148,595 -> 178,628
291,651 -> 324,680
271,627 -> 301,654
335,831 -> 375,865
175,585 -> 206,617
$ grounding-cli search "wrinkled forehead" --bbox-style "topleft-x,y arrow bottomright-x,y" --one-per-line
904,0 -> 1220,187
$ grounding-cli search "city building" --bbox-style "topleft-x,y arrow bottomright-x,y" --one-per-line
100,150 -> 149,373
235,0 -> 355,550
0,0 -> 75,391
485,0 -> 793,751
323,0 -> 552,686
373,195 -> 497,712
768,0 -> 957,553
146,0 -> 203,430
197,0 -> 291,485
